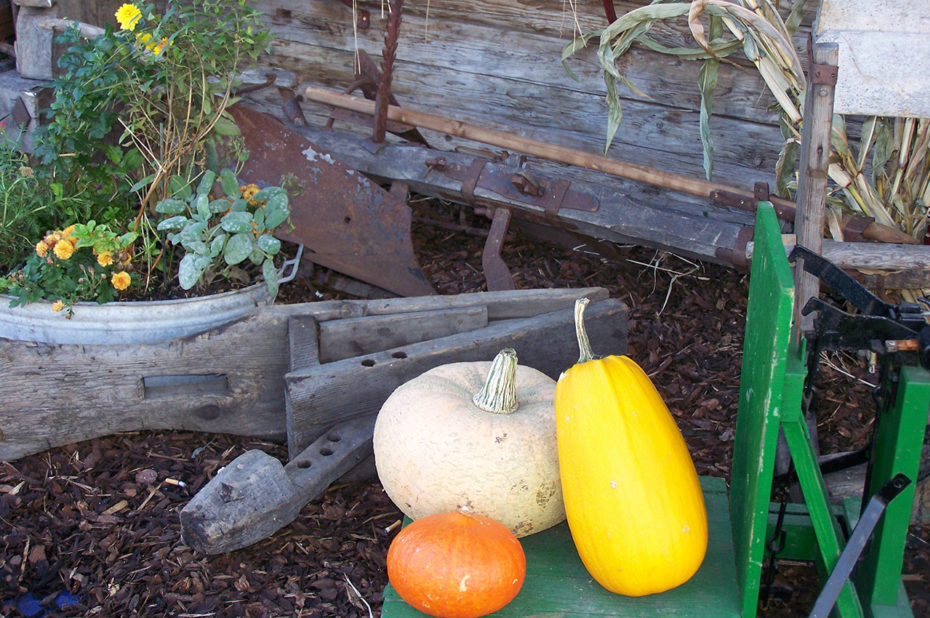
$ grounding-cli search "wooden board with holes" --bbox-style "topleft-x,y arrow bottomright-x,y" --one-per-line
283,297 -> 628,456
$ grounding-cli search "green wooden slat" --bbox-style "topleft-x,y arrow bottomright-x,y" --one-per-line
382,476 -> 740,617
781,350 -> 863,618
728,203 -> 796,618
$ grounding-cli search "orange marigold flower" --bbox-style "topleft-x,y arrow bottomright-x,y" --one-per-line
35,240 -> 49,258
62,224 -> 76,238
53,239 -> 75,260
111,271 -> 132,291
239,183 -> 262,205
52,300 -> 64,313
97,251 -> 114,267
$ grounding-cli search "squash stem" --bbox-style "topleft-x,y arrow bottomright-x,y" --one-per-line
473,348 -> 519,414
574,297 -> 595,364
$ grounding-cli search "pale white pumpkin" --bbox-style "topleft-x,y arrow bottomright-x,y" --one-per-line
373,348 -> 565,538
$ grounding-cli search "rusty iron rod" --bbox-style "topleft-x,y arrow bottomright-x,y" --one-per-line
303,86 -> 915,245
373,0 -> 404,143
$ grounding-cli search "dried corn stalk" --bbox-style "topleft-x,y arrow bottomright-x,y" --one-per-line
564,0 -> 930,250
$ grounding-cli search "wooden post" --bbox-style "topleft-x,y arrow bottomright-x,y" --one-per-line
793,42 -> 838,340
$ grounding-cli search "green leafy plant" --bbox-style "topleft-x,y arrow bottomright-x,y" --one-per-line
3,1 -> 288,310
35,0 -> 272,222
1,222 -> 138,312
155,169 -> 290,298
0,129 -> 55,273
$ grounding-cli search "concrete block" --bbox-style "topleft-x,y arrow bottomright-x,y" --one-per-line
815,0 -> 930,117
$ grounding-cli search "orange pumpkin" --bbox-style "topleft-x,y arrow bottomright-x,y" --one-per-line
387,510 -> 526,618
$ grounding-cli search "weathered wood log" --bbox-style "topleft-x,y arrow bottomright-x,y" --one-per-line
746,236 -> 930,291
179,415 -> 376,554
0,287 -> 606,460
284,297 -> 628,456
14,5 -> 57,79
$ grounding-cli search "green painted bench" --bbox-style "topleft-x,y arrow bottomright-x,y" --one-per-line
382,203 -> 928,617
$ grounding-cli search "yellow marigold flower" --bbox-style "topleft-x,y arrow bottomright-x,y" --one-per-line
111,271 -> 132,291
239,183 -> 262,205
97,251 -> 114,267
35,240 -> 49,258
62,224 -> 75,237
239,184 -> 260,199
52,300 -> 64,313
53,239 -> 75,260
115,3 -> 142,31
44,231 -> 60,246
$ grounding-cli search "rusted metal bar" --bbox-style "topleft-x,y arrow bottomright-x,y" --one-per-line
373,0 -> 404,143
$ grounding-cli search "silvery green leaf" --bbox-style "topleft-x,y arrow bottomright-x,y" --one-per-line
156,215 -> 188,231
196,170 -> 217,196
181,240 -> 209,256
262,258 -> 279,299
257,234 -> 281,255
262,191 -> 290,229
195,194 -> 211,221
155,198 -> 187,215
221,211 -> 253,233
224,232 -> 254,265
178,254 -> 210,290
249,246 -> 265,265
252,205 -> 265,228
209,233 -> 227,258
230,198 -> 249,212
220,168 -> 239,197
210,198 -> 232,213
178,221 -> 207,244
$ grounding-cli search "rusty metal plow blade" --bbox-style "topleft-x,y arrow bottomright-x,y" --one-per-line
229,104 -> 434,297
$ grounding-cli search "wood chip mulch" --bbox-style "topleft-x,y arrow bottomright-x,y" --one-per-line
2,197 -> 928,617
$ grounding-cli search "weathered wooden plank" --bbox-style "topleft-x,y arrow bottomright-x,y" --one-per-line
253,39 -> 786,188
318,306 -> 488,363
257,0 -> 784,125
0,288 -> 605,460
274,286 -> 609,321
292,122 -> 753,264
179,415 -> 376,554
284,297 -> 628,455
0,310 -> 294,461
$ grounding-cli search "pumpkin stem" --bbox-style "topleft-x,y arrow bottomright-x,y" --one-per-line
573,297 -> 595,364
473,348 -> 519,414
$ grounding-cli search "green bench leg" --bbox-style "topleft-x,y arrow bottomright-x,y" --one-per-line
856,365 -> 930,613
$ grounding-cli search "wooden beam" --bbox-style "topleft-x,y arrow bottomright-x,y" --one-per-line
794,42 -> 839,338
302,86 -> 914,246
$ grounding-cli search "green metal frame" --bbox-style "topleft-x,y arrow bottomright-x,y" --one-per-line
381,202 -> 927,617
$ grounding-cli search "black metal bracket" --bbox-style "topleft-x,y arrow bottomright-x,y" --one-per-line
809,473 -> 911,618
